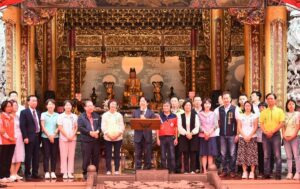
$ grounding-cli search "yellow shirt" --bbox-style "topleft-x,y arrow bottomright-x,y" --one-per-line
259,106 -> 285,132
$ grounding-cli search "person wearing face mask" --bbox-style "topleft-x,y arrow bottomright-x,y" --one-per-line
133,96 -> 156,170
101,100 -> 124,175
78,100 -> 101,180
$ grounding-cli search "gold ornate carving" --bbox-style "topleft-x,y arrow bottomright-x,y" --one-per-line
4,20 -> 15,94
271,19 -> 286,108
76,35 -> 102,46
64,9 -> 202,30
202,9 -> 211,58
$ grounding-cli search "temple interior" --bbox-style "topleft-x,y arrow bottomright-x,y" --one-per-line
0,0 -> 298,111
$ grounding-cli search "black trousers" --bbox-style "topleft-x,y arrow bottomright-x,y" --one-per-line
257,142 -> 264,174
134,137 -> 152,170
0,144 -> 15,178
42,138 -> 59,173
183,150 -> 197,173
104,140 -> 122,172
81,140 -> 100,176
24,135 -> 40,177
175,144 -> 182,173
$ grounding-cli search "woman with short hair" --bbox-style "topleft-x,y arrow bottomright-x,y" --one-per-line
57,100 -> 78,179
101,100 -> 125,175
41,99 -> 59,179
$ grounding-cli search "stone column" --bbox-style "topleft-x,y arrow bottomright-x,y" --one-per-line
210,9 -> 224,92
244,24 -> 264,97
191,29 -> 198,92
265,6 -> 287,108
69,28 -> 76,99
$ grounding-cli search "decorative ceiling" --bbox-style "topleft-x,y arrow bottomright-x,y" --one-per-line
23,0 -> 263,8
64,9 -> 202,30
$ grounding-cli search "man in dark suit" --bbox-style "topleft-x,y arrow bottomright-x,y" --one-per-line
20,95 -> 41,179
132,97 -> 156,170
78,100 -> 101,179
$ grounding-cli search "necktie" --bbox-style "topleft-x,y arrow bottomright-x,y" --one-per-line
89,116 -> 94,131
32,110 -> 39,133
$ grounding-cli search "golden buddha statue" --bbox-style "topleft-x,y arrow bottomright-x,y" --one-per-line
123,68 -> 143,107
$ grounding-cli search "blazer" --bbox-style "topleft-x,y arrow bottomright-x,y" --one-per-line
132,108 -> 156,143
20,108 -> 41,143
78,112 -> 101,143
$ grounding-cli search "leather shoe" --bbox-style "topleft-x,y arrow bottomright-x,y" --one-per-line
32,175 -> 42,179
275,175 -> 281,180
263,174 -> 271,179
230,172 -> 236,178
219,172 -> 228,177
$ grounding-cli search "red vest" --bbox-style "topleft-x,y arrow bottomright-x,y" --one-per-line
159,117 -> 177,136
0,113 -> 15,145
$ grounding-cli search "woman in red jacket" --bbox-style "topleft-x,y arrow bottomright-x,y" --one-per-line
0,100 -> 15,183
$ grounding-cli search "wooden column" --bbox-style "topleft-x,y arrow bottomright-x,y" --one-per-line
191,29 -> 198,92
29,25 -> 35,95
265,6 -> 287,108
69,28 -> 76,99
210,9 -> 224,91
50,15 -> 57,92
244,24 -> 264,97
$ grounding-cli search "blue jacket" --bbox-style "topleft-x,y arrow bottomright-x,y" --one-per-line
78,112 -> 101,142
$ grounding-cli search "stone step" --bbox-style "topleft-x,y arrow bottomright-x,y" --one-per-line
223,180 -> 300,189
5,181 -> 86,189
96,181 -> 214,189
97,171 -> 208,183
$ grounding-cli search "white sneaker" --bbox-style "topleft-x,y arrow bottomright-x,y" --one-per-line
249,172 -> 255,179
9,175 -> 16,182
286,172 -> 293,180
68,173 -> 74,179
106,171 -> 112,175
15,174 -> 23,180
7,177 -> 15,182
0,178 -> 9,183
114,171 -> 120,175
50,172 -> 57,179
45,172 -> 50,179
242,172 -> 248,179
190,171 -> 195,174
63,173 -> 68,179
293,173 -> 300,180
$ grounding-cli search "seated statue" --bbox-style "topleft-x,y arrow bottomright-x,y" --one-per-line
103,81 -> 115,100
123,68 -> 143,107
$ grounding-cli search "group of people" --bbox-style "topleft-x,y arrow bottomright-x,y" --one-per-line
0,91 -> 105,184
0,90 -> 299,185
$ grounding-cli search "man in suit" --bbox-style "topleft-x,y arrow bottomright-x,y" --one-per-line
20,95 -> 41,179
133,97 -> 156,170
78,100 -> 101,179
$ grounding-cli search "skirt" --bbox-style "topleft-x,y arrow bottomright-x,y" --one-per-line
236,137 -> 258,166
199,137 -> 218,156
11,134 -> 25,163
